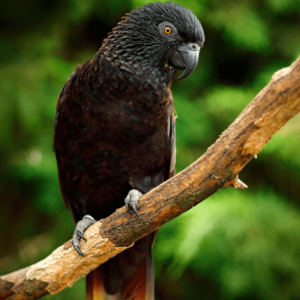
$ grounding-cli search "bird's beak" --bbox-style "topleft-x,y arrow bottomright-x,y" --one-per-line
168,43 -> 200,80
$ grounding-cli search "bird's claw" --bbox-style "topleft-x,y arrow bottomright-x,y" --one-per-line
73,244 -> 85,257
76,228 -> 87,241
124,189 -> 142,218
72,215 -> 95,256
132,204 -> 141,218
125,202 -> 131,213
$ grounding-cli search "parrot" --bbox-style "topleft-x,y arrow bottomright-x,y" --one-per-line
54,2 -> 204,299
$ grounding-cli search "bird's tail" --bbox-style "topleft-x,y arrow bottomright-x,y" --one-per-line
122,250 -> 154,300
85,233 -> 155,300
86,267 -> 106,300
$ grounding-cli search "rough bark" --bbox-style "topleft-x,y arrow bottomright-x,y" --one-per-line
1,55 -> 300,300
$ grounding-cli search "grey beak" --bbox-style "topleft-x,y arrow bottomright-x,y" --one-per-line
168,43 -> 200,80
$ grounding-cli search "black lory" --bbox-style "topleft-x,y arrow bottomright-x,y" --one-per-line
54,2 -> 204,299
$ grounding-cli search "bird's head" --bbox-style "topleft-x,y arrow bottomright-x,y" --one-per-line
101,2 -> 205,83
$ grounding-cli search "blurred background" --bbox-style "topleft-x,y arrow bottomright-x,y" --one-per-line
1,0 -> 300,299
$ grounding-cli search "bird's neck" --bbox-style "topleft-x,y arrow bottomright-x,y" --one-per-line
92,48 -> 176,93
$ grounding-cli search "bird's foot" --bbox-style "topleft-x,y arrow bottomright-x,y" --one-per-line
125,189 -> 143,218
72,215 -> 95,256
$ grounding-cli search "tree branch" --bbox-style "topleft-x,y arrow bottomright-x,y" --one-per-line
1,56 -> 300,300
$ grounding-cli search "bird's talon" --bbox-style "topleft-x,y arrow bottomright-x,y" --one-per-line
72,215 -> 96,256
73,244 -> 85,257
133,205 -> 141,218
124,189 -> 143,218
76,229 -> 87,241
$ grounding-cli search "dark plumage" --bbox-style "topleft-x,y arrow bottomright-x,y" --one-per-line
54,2 -> 204,299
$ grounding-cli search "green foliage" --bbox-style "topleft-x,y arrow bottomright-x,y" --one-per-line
206,4 -> 270,52
0,0 -> 300,299
154,190 -> 300,300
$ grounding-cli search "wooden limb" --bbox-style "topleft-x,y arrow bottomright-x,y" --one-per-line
224,175 -> 248,189
1,55 -> 300,300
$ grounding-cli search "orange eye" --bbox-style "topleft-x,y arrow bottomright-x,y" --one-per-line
164,26 -> 172,34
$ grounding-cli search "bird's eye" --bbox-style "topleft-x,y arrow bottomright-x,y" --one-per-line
164,26 -> 172,34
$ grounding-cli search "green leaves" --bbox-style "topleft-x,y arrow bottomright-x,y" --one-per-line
154,189 -> 300,300
205,4 -> 270,52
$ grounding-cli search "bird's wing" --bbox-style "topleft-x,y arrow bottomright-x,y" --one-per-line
54,71 -> 84,223
167,93 -> 176,179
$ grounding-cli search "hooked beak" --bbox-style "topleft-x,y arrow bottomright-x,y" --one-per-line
168,43 -> 200,80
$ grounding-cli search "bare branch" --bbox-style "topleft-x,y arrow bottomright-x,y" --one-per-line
1,55 -> 300,300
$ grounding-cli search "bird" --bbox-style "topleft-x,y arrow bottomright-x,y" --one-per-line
54,2 -> 204,299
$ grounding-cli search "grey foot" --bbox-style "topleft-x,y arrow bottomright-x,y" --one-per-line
125,189 -> 143,218
72,215 -> 95,256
